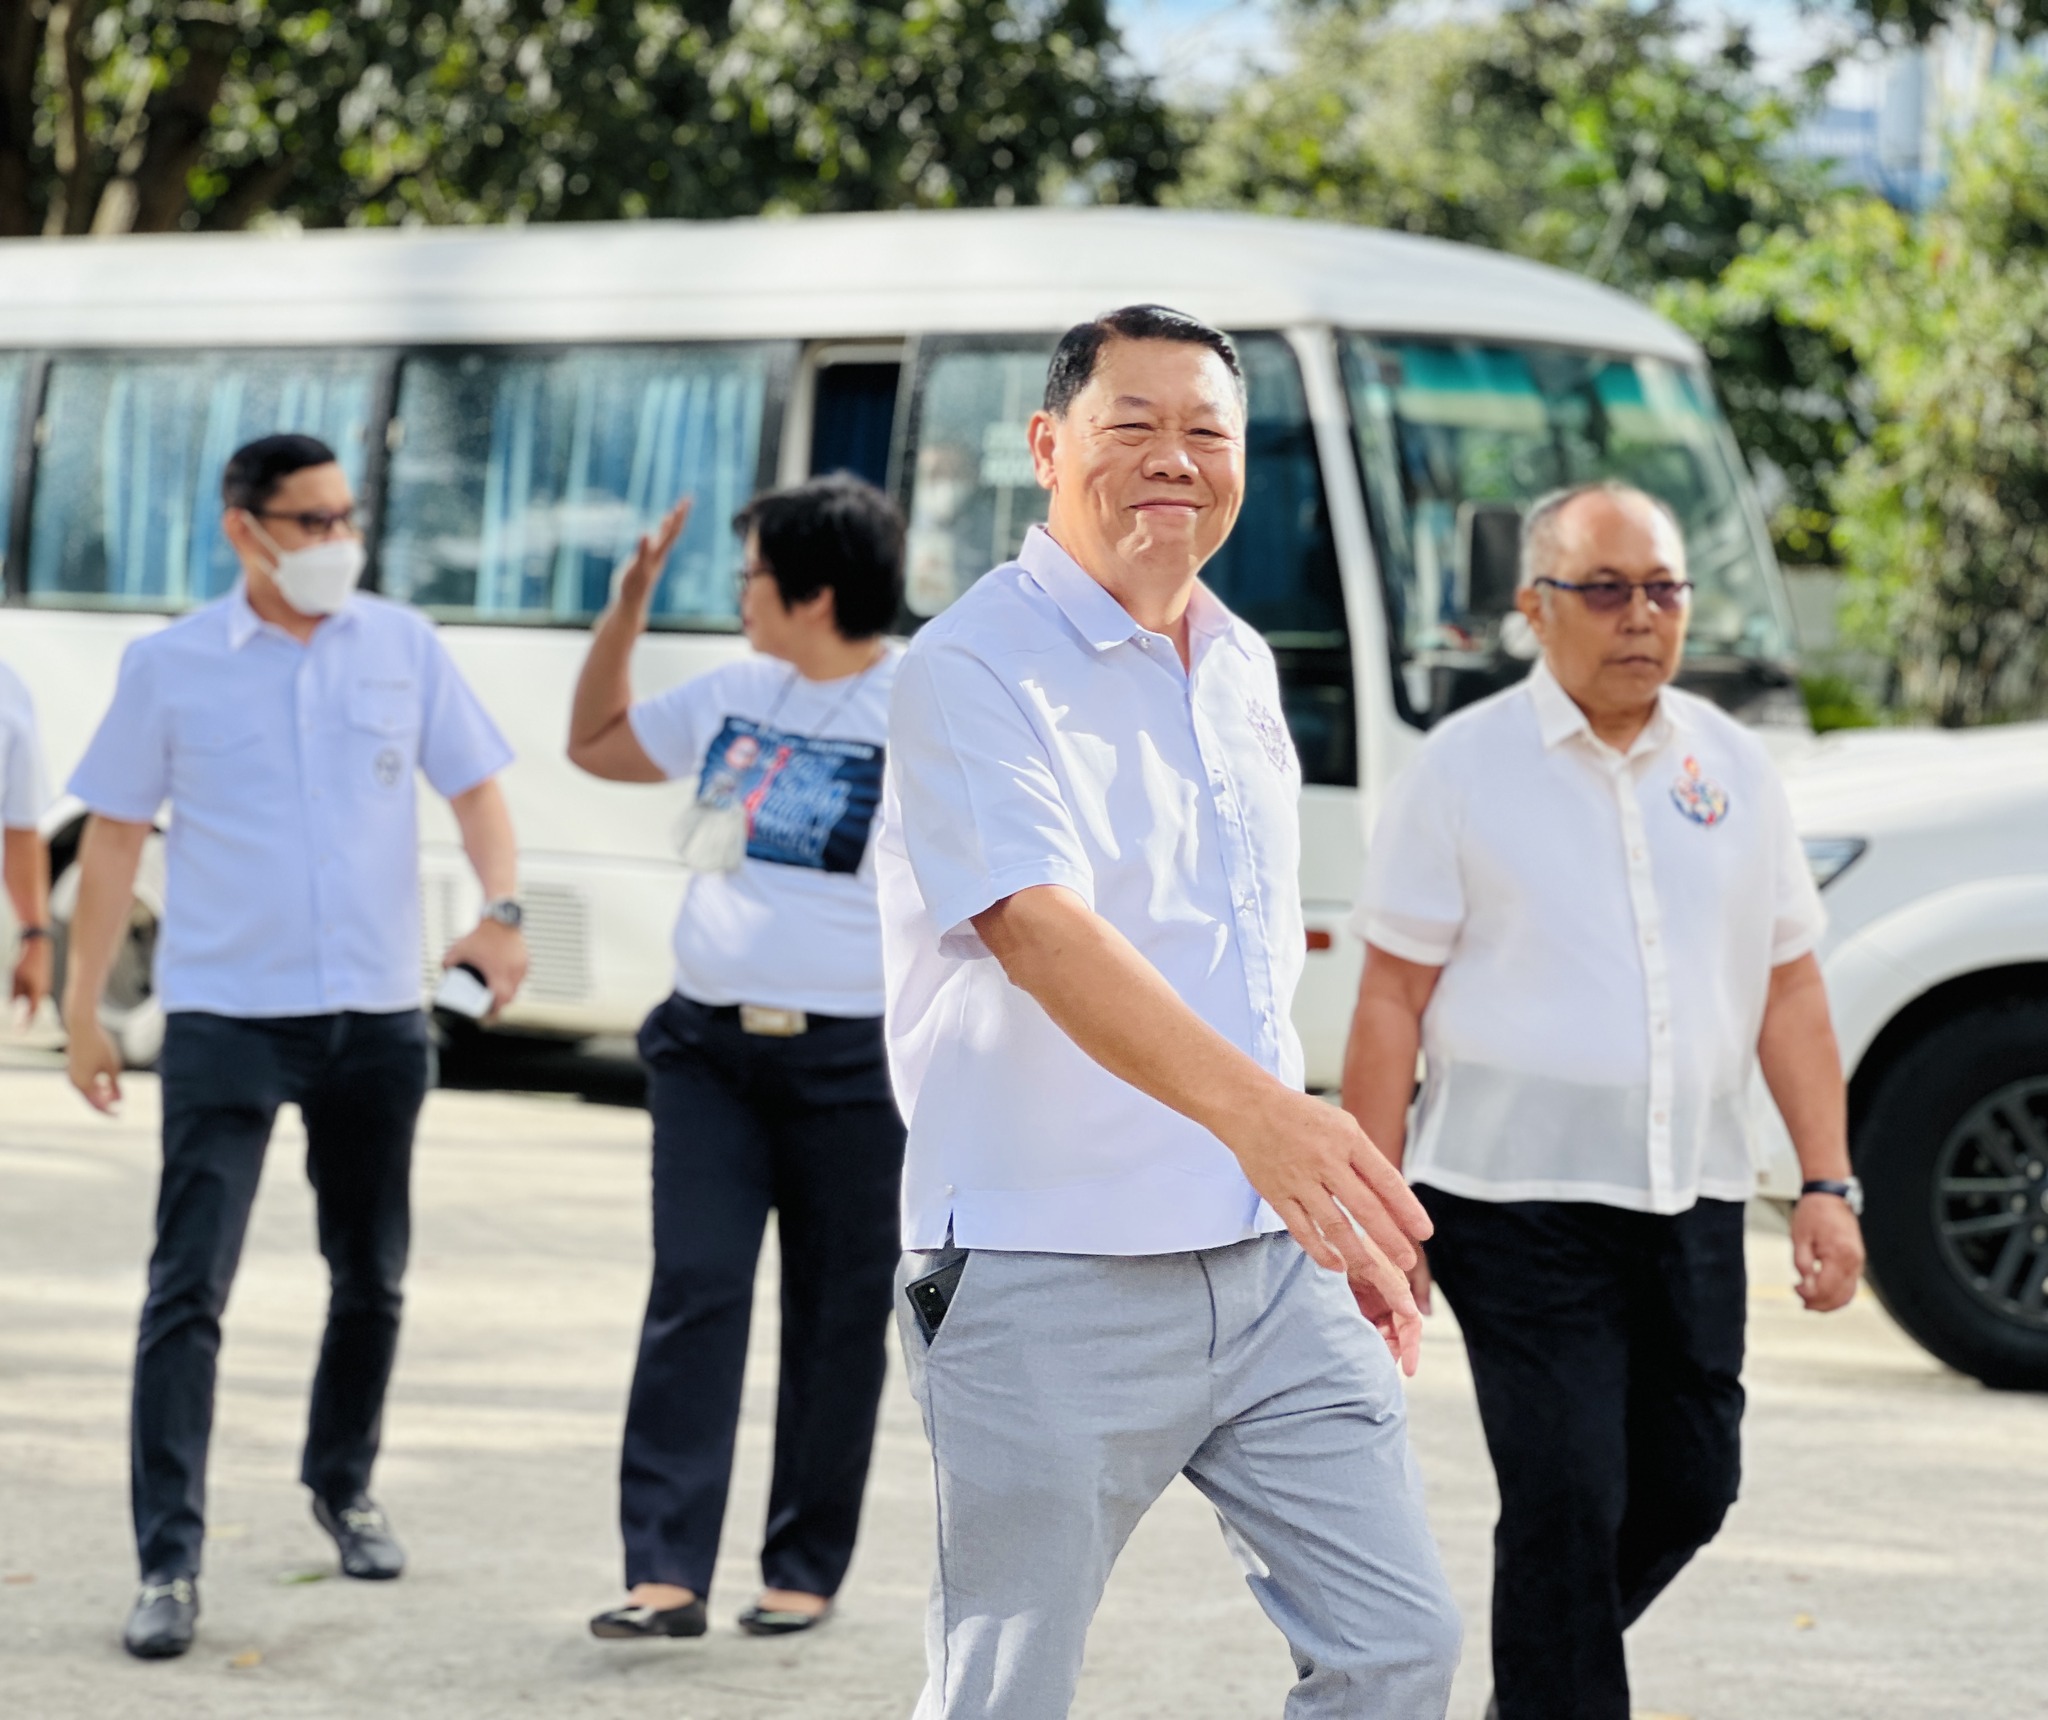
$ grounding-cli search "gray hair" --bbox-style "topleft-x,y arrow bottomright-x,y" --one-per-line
1519,480 -> 1685,588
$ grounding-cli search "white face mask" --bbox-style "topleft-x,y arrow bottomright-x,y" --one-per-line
250,519 -> 364,616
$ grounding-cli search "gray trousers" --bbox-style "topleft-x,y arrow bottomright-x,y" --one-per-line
898,1231 -> 1461,1719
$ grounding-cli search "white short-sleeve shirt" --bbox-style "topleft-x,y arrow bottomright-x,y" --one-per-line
628,649 -> 898,1018
0,659 -> 50,831
880,526 -> 1301,1255
68,586 -> 513,1018
1354,659 -> 1824,1214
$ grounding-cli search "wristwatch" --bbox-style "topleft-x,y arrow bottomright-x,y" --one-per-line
480,897 -> 525,931
1800,1177 -> 1864,1216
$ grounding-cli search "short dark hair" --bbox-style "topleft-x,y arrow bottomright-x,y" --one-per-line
221,434 -> 340,512
733,473 -> 904,640
1042,305 -> 1246,419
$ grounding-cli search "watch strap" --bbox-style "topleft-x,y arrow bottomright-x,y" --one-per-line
1800,1177 -> 1863,1215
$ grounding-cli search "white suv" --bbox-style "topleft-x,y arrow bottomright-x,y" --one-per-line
1760,722 -> 2048,1388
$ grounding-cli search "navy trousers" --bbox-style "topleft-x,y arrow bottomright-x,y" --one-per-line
1419,1187 -> 1747,1720
620,993 -> 906,1599
135,1009 -> 429,1579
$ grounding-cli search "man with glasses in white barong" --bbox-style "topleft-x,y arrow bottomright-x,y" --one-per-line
1344,480 -> 1865,1720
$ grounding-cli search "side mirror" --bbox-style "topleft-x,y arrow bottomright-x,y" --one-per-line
1457,502 -> 1524,623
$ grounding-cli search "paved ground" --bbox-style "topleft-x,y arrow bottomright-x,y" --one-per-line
3,1053 -> 2045,1720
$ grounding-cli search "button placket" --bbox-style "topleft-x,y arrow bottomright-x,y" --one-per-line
1192,673 -> 1278,1064
1611,753 -> 1676,1202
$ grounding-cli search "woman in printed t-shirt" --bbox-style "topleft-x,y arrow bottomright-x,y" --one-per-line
566,474 -> 905,1643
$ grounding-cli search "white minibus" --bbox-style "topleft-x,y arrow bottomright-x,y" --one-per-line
0,208 -> 1806,1095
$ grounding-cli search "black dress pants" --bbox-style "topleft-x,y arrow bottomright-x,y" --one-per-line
1419,1186 -> 1747,1720
135,1009 -> 429,1579
621,993 -> 906,1600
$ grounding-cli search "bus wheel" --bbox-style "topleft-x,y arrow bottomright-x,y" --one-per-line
1859,999 -> 2048,1391
49,831 -> 168,1072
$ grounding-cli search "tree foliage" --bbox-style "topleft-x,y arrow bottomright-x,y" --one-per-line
1175,0 -> 1845,563
0,0 -> 1179,237
1707,71 -> 2048,725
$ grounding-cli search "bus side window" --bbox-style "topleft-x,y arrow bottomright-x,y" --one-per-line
24,351 -> 380,612
0,352 -> 28,588
379,343 -> 794,629
898,332 -> 1355,787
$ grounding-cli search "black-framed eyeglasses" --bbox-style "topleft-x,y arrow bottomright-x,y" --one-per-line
252,505 -> 363,538
734,562 -> 776,598
1534,576 -> 1693,614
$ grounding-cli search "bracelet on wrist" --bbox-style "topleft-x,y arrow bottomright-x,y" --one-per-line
18,925 -> 51,943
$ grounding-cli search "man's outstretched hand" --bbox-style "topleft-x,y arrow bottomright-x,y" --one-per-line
1228,1089 -> 1433,1375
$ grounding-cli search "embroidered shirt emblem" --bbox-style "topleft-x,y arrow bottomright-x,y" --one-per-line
1670,755 -> 1729,826
373,746 -> 405,789
1246,699 -> 1296,775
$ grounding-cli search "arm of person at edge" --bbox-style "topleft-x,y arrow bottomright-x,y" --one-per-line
4,824 -> 52,1015
442,776 -> 529,1014
1339,944 -> 1441,1320
1759,951 -> 1865,1312
61,815 -> 149,1112
972,885 -> 1435,1376
565,499 -> 692,784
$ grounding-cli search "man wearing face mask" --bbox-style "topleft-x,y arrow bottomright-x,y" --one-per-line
62,433 -> 529,1660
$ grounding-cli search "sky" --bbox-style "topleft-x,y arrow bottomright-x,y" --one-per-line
1111,0 -> 1895,107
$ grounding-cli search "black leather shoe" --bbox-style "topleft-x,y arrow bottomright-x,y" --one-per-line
122,1573 -> 198,1660
736,1600 -> 832,1637
312,1493 -> 406,1580
589,1597 -> 708,1639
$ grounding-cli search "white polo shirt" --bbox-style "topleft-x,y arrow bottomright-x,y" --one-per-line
1355,659 -> 1824,1214
0,659 -> 50,830
69,586 -> 512,1018
880,526 -> 1299,1255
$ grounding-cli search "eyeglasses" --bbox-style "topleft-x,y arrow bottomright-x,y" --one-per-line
1534,576 -> 1693,614
252,505 -> 362,538
735,562 -> 775,598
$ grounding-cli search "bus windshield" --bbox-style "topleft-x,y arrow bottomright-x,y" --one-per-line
1342,335 -> 1794,727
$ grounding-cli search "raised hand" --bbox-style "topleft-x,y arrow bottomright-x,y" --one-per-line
614,499 -> 692,631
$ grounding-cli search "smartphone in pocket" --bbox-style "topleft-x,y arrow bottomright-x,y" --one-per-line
906,1252 -> 968,1345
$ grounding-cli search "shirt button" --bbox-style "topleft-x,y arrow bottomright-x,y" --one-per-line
1653,1110 -> 1669,1125
1630,846 -> 1645,861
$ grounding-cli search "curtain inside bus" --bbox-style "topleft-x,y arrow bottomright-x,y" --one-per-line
25,351 -> 379,610
380,344 -> 786,627
899,332 -> 1355,787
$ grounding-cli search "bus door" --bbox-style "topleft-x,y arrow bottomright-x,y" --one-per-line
801,343 -> 905,491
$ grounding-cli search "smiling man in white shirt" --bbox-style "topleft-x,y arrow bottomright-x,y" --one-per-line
880,306 -> 1460,1720
1344,480 -> 1865,1720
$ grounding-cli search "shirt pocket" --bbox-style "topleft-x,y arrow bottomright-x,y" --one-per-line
347,680 -> 421,738
347,681 -> 422,796
173,712 -> 265,755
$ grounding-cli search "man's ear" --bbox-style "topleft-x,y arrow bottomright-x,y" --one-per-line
1514,583 -> 1546,643
221,508 -> 268,573
1027,410 -> 1059,493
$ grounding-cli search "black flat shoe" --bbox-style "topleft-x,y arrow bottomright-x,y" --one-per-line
313,1492 -> 406,1580
736,1601 -> 832,1637
123,1573 -> 198,1660
589,1598 -> 708,1639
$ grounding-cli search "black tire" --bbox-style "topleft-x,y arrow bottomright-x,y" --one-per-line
1859,999 -> 2048,1390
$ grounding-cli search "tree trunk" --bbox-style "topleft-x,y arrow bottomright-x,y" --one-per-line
0,0 -> 41,237
97,5 -> 238,234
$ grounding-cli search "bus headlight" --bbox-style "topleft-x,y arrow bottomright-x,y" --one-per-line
1803,837 -> 1867,890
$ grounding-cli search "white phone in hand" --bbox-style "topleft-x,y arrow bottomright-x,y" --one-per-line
433,962 -> 494,1021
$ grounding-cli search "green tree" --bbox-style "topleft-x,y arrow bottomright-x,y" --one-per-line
1710,72 -> 2048,725
1173,0 -> 1843,562
0,0 -> 1177,237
